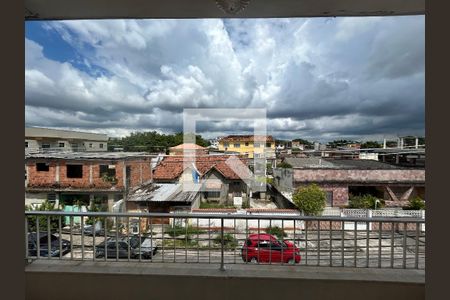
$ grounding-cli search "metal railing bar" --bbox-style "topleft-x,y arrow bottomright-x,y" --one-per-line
58,216 -> 62,260
415,223 -> 420,269
341,221 -> 344,267
366,221 -> 369,268
25,217 -> 29,260
317,220 -> 320,266
391,222 -> 394,268
47,216 -> 51,260
378,222 -> 382,268
36,216 -> 40,259
353,221 -> 357,267
24,211 -> 425,224
329,220 -> 332,267
81,216 -> 85,261
115,215 -> 119,262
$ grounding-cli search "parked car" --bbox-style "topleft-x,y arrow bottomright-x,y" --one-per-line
27,232 -> 71,257
95,235 -> 157,259
241,234 -> 301,264
83,224 -> 105,236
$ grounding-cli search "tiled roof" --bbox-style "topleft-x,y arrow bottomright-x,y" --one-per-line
192,208 -> 237,213
153,155 -> 251,180
219,135 -> 274,143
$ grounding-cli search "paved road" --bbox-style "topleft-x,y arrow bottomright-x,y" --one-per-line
50,230 -> 425,269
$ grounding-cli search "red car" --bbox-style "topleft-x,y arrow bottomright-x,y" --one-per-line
241,234 -> 301,264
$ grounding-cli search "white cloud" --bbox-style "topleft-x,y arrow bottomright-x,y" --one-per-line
25,17 -> 425,140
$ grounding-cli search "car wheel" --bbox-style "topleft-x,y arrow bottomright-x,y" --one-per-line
250,257 -> 258,264
288,258 -> 296,265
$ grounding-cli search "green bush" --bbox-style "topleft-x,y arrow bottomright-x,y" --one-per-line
292,184 -> 326,216
348,194 -> 383,209
25,200 -> 61,232
213,233 -> 238,249
265,226 -> 287,239
404,196 -> 425,210
167,224 -> 205,237
241,200 -> 250,209
277,161 -> 293,168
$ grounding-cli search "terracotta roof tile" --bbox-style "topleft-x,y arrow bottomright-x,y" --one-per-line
153,155 -> 251,181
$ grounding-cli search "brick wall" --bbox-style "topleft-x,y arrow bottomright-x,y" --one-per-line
27,158 -> 152,190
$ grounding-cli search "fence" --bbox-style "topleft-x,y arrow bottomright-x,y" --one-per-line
25,211 -> 425,270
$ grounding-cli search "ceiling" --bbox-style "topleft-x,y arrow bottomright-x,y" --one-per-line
25,0 -> 425,20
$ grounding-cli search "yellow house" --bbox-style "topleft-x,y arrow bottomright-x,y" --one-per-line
218,135 -> 276,159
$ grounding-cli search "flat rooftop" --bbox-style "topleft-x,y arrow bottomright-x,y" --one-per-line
284,157 -> 417,169
25,127 -> 109,141
25,151 -> 154,160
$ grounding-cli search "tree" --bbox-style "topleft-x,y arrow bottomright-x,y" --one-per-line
348,194 -> 383,209
292,184 -> 326,216
360,141 -> 382,148
25,201 -> 61,232
277,161 -> 292,168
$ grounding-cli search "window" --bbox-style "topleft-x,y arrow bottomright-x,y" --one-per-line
66,164 -> 83,178
254,142 -> 261,148
245,142 -> 249,146
326,191 -> 333,206
59,142 -> 65,148
36,163 -> 49,172
99,143 -> 104,149
234,143 -> 240,148
89,143 -> 93,148
41,144 -> 50,149
266,142 -> 272,147
223,142 -> 229,148
99,165 -> 116,177
25,142 -> 28,148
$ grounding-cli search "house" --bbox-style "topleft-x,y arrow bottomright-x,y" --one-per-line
153,155 -> 252,206
273,157 -> 425,208
168,143 -> 208,156
25,127 -> 108,153
291,140 -> 305,150
25,151 -> 153,210
217,135 -> 276,159
126,183 -> 201,224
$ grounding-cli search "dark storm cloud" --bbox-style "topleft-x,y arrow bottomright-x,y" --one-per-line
25,17 -> 424,140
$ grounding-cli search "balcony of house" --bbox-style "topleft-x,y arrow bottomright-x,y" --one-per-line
25,210 -> 425,300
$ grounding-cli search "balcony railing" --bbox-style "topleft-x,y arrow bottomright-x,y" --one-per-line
25,211 -> 425,270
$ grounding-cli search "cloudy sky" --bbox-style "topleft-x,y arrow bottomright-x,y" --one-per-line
25,16 -> 424,141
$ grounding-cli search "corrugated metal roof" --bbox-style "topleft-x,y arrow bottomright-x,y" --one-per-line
127,183 -> 200,203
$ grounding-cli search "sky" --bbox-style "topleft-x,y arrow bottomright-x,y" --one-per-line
25,17 -> 425,142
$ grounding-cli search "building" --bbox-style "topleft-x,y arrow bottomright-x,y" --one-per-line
291,140 -> 305,150
168,143 -> 208,156
217,135 -> 275,158
25,127 -> 108,153
126,183 -> 201,223
273,157 -> 425,207
25,151 -> 153,210
153,155 -> 252,206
